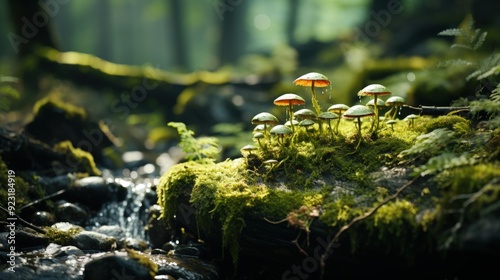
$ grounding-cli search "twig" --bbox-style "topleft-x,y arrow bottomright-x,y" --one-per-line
0,206 -> 46,234
19,188 -> 67,211
319,175 -> 420,279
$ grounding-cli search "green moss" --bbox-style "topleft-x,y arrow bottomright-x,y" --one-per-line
53,140 -> 101,176
127,249 -> 158,279
0,157 -> 34,220
423,115 -> 472,136
43,226 -> 82,245
157,107 -> 500,269
33,96 -> 87,119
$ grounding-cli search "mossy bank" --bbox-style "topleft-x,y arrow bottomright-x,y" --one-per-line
156,113 -> 500,277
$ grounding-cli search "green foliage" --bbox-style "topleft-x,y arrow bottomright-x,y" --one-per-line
53,140 -> 102,176
0,76 -> 20,111
399,128 -> 456,159
43,226 -> 82,245
168,122 -> 220,163
437,15 -> 487,52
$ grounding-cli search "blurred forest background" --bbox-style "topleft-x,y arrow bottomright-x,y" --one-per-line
1,0 -> 500,164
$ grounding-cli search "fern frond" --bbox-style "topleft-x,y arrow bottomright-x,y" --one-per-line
437,59 -> 475,68
438,28 -> 463,37
491,84 -> 500,102
413,152 -> 476,177
466,69 -> 483,81
473,31 -> 488,50
477,65 -> 500,80
451,43 -> 472,50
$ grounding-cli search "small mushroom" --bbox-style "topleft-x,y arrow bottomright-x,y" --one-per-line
253,124 -> 266,133
274,93 -> 306,133
386,119 -> 397,131
385,96 -> 406,120
240,144 -> 258,157
358,84 -> 392,132
298,119 -> 316,135
404,114 -> 419,128
342,105 -> 374,149
328,104 -> 350,134
293,72 -> 331,115
253,132 -> 265,147
318,111 -> 339,138
251,112 -> 279,137
294,108 -> 317,120
263,159 -> 278,171
270,124 -> 293,144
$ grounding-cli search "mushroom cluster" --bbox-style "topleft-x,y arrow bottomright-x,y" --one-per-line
240,75 -> 413,161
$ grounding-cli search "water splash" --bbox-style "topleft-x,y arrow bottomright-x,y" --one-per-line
88,175 -> 156,240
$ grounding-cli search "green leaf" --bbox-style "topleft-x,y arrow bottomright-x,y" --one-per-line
473,31 -> 488,50
438,28 -> 463,37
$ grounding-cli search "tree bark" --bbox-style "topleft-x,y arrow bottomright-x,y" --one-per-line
7,0 -> 59,57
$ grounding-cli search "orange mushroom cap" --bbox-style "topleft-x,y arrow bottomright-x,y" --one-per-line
273,93 -> 306,106
293,72 -> 331,87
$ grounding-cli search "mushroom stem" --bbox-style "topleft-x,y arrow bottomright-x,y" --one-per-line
288,103 -> 295,133
334,117 -> 341,134
328,121 -> 334,139
392,105 -> 399,119
310,81 -> 322,116
355,117 -> 363,149
370,95 -> 380,132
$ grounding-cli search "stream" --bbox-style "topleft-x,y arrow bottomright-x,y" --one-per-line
0,161 -> 221,280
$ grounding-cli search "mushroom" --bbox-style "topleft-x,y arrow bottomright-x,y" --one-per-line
358,84 -> 392,132
240,144 -> 258,157
284,119 -> 299,129
328,104 -> 350,134
293,72 -> 331,115
253,124 -> 266,133
404,114 -> 419,128
251,112 -> 279,136
318,111 -> 339,138
385,96 -> 406,120
270,124 -> 293,144
253,132 -> 265,148
386,119 -> 397,131
274,93 -> 306,133
298,119 -> 316,135
342,105 -> 374,149
294,108 -> 317,120
263,159 -> 278,171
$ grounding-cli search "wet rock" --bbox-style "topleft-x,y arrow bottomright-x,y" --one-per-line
45,243 -> 84,258
37,174 -> 74,194
51,222 -> 85,232
94,225 -> 126,248
145,204 -> 172,249
55,202 -> 88,226
14,229 -> 49,250
31,211 -> 56,227
173,243 -> 210,258
84,252 -> 155,280
152,254 -> 220,280
460,217 -> 500,255
95,225 -> 126,241
71,231 -> 116,251
64,176 -> 127,209
124,237 -> 149,251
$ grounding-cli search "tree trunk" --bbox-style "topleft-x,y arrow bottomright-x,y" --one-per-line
169,0 -> 187,69
7,0 -> 59,57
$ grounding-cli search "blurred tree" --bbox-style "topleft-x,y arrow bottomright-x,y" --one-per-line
96,0 -> 112,60
7,0 -> 59,57
169,0 -> 187,69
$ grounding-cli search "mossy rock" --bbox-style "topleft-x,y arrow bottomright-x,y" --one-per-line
157,113 -> 500,276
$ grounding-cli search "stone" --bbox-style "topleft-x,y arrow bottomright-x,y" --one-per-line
71,231 -> 116,251
84,253 -> 154,280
